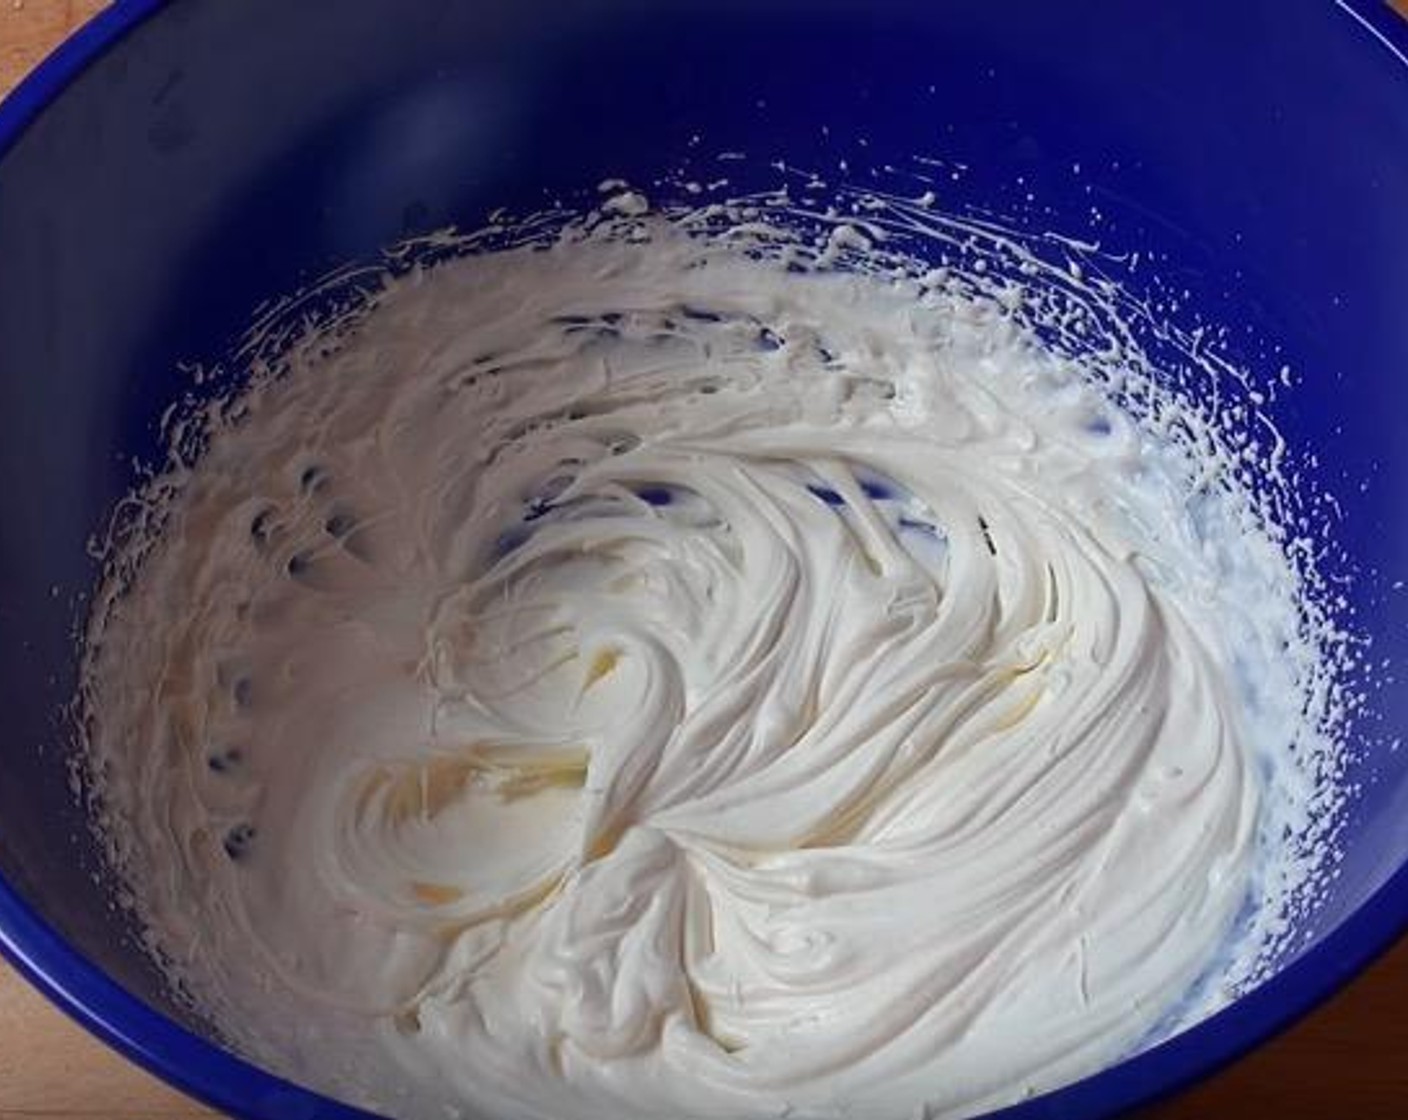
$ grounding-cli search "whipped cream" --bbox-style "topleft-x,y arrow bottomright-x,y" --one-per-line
82,209 -> 1337,1120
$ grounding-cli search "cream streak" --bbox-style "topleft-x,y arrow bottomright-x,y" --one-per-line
83,217 -> 1331,1120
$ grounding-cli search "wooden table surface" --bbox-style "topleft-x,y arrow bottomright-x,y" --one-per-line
3,3 -> 1408,1119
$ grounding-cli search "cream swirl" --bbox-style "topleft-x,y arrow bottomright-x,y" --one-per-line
83,227 -> 1299,1120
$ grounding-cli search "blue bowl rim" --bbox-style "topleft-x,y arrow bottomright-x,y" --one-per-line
1,2 -> 1407,1117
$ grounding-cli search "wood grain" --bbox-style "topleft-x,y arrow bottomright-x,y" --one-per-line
0,960 -> 215,1119
0,0 -> 106,99
2,2 -> 1408,1119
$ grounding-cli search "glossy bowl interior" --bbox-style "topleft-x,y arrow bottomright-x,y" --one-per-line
2,2 -> 1408,1117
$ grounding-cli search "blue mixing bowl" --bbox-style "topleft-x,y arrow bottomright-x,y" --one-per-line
2,2 -> 1408,1117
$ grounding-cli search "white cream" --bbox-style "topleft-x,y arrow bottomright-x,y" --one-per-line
82,211 -> 1336,1120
